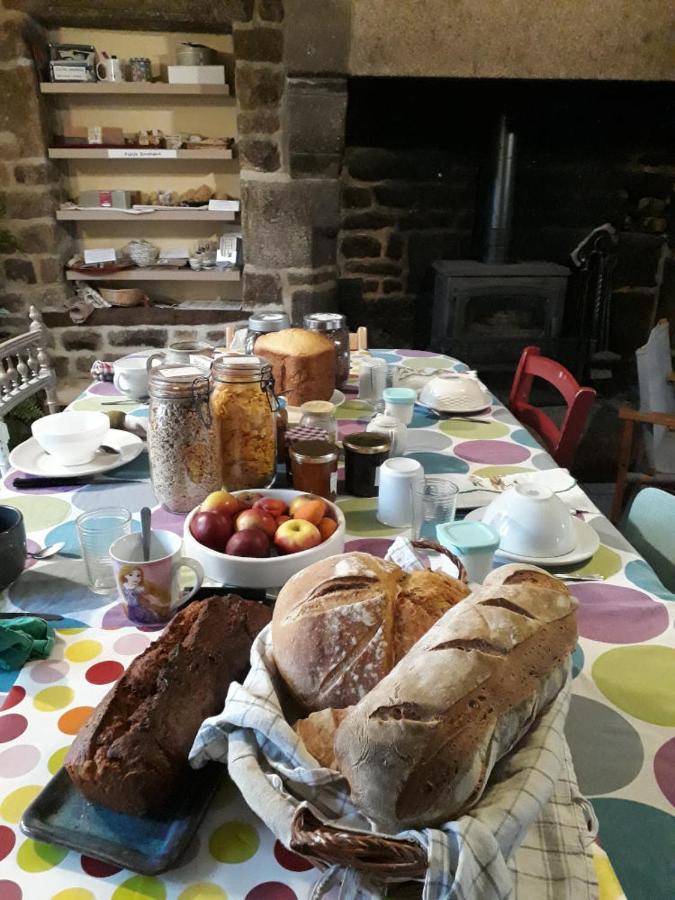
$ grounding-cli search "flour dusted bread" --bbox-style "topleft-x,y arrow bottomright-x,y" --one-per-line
272,552 -> 469,711
254,327 -> 336,406
65,595 -> 271,815
333,566 -> 577,833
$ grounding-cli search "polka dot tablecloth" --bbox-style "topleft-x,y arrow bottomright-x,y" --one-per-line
0,352 -> 673,900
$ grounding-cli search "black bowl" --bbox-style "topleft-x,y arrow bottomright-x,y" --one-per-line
0,505 -> 26,590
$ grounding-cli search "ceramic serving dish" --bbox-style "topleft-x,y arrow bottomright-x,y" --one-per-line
480,483 -> 576,558
418,371 -> 491,414
183,488 -> 346,588
31,411 -> 110,466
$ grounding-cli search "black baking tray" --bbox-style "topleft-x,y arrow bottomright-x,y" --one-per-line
21,764 -> 223,874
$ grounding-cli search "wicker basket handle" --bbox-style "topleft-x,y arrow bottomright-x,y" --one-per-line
411,538 -> 468,584
290,807 -> 427,879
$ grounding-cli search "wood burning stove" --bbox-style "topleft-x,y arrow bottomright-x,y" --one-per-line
430,115 -> 570,368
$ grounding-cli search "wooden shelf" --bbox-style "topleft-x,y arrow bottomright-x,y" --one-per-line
43,307 -> 244,328
41,82 -> 232,97
49,147 -> 234,160
56,209 -> 239,222
65,268 -> 241,282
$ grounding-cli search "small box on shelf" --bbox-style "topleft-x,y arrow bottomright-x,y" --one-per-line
168,65 -> 226,85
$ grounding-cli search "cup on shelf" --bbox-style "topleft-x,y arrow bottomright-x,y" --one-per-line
76,506 -> 133,595
110,529 -> 204,625
376,457 -> 424,528
411,476 -> 459,540
96,57 -> 126,82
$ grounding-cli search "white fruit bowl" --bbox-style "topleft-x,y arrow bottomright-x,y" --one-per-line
182,489 -> 346,589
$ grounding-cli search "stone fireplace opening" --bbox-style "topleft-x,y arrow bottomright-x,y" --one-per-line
337,77 -> 674,367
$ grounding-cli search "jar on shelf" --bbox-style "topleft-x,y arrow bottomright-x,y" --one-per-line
244,312 -> 290,356
288,440 -> 339,501
147,365 -> 221,514
303,312 -> 350,389
210,355 -> 277,491
299,400 -> 337,445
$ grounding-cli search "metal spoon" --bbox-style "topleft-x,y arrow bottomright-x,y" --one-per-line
553,573 -> 604,582
27,541 -> 65,560
141,507 -> 151,562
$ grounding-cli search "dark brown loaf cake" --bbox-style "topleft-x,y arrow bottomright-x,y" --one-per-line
65,595 -> 271,815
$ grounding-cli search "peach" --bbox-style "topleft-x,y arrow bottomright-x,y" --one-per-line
291,497 -> 326,526
200,489 -> 241,519
274,518 -> 322,554
318,517 -> 338,541
253,497 -> 288,518
235,507 -> 276,539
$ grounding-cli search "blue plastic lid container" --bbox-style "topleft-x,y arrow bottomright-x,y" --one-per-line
382,387 -> 416,405
436,520 -> 500,554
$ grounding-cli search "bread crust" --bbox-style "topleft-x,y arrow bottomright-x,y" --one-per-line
333,574 -> 576,833
254,328 -> 336,406
272,552 -> 470,712
65,595 -> 271,815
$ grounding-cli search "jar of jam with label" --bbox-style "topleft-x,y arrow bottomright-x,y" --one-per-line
343,431 -> 391,497
288,440 -> 339,501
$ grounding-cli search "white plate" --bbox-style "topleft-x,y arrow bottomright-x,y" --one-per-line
9,429 -> 144,477
465,507 -> 600,566
416,401 -> 491,417
286,389 -> 347,424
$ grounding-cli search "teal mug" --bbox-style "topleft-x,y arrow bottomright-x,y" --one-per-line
0,505 -> 26,590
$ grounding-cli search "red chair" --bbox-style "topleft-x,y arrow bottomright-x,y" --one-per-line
508,346 -> 596,470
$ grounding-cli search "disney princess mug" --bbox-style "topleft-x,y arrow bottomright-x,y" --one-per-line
110,529 -> 203,625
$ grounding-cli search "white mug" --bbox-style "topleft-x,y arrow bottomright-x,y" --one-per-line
367,413 -> 407,456
110,529 -> 203,625
146,341 -> 213,373
113,356 -> 150,400
96,57 -> 126,82
359,357 -> 387,402
376,457 -> 424,528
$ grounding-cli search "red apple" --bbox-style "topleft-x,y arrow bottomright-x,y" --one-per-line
200,489 -> 241,519
291,497 -> 326,526
274,518 -> 321,554
189,510 -> 232,552
253,497 -> 288,518
225,528 -> 269,558
318,516 -> 338,541
275,514 -> 291,528
236,491 -> 264,509
235,507 -> 276,539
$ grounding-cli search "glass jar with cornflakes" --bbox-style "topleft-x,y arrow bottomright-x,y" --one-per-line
210,355 -> 277,490
148,365 -> 221,513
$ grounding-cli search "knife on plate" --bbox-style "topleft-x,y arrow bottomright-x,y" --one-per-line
14,476 -> 145,489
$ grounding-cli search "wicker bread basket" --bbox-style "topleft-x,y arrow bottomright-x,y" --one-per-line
99,287 -> 149,308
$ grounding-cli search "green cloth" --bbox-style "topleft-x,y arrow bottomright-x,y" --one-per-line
0,617 -> 55,671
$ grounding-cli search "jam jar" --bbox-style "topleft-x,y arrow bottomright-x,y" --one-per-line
244,312 -> 290,355
210,355 -> 277,490
147,365 -> 221,513
288,440 -> 339,501
303,312 -> 350,389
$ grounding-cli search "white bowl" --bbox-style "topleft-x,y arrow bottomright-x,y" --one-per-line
481,483 -> 576,558
31,411 -> 110,466
183,489 -> 346,589
418,372 -> 490,413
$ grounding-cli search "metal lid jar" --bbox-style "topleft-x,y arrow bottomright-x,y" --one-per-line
210,355 -> 277,490
147,364 -> 221,514
303,312 -> 350,389
244,312 -> 290,355
288,439 -> 339,501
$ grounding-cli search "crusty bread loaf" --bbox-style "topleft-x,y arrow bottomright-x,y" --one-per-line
333,566 -> 576,833
65,595 -> 271,815
254,327 -> 336,406
272,552 -> 470,712
295,707 -> 350,769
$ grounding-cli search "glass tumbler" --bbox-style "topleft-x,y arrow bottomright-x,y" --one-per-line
76,507 -> 132,594
412,477 -> 459,541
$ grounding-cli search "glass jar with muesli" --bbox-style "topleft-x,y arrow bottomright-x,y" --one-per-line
147,365 -> 221,513
210,355 -> 277,491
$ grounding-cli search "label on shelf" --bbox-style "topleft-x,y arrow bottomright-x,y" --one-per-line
107,149 -> 178,159
83,247 -> 117,264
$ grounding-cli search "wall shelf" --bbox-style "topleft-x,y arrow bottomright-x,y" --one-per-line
49,147 -> 234,160
41,82 -> 233,97
65,268 -> 241,282
56,209 -> 239,222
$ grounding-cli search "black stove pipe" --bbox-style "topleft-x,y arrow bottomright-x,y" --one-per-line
483,114 -> 517,264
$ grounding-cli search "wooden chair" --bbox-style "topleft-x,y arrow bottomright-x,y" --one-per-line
0,306 -> 60,474
349,327 -> 368,351
508,345 -> 596,470
622,487 -> 675,591
610,407 -> 675,522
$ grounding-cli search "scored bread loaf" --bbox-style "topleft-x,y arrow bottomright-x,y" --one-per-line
65,595 -> 271,815
254,327 -> 336,407
333,565 -> 577,833
272,552 -> 470,712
